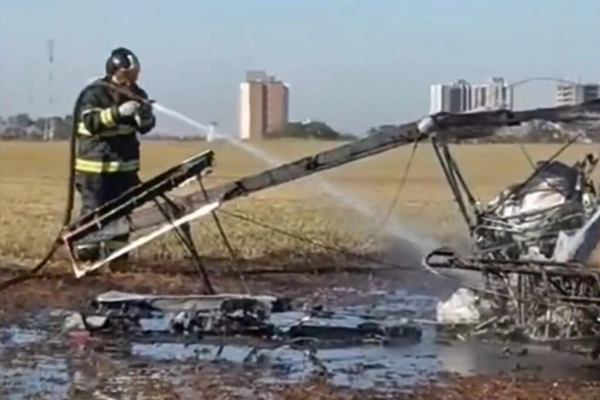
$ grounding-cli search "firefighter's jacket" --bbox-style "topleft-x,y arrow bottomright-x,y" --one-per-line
74,78 -> 155,174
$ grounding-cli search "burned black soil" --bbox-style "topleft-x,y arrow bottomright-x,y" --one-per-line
0,255 -> 599,399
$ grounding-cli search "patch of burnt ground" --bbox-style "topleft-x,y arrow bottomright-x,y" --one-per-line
1,252 -> 600,399
0,250 -> 418,317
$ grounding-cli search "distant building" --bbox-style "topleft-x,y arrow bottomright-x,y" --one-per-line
471,78 -> 513,111
429,80 -> 471,114
555,83 -> 600,106
239,80 -> 265,140
43,118 -> 56,140
430,77 -> 513,114
239,70 -> 289,140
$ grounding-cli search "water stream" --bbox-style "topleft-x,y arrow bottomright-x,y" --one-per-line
153,103 -> 440,260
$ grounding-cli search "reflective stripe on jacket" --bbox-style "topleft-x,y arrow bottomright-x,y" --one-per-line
74,78 -> 152,174
74,159 -> 140,173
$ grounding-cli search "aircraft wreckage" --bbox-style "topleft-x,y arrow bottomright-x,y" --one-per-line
55,98 -> 600,352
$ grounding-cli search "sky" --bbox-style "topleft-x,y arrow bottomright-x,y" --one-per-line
0,0 -> 598,135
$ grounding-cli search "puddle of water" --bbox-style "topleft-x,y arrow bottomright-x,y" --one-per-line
0,318 -> 70,400
78,289 -> 438,393
1,327 -> 47,346
0,354 -> 70,400
116,326 -> 434,390
258,329 -> 441,389
1,290 -> 598,399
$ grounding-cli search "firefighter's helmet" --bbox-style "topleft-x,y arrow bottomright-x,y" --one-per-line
106,47 -> 141,84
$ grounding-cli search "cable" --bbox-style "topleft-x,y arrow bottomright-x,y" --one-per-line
0,76 -> 168,292
361,137 -> 421,242
517,142 -> 570,197
517,142 -> 536,169
0,79 -> 148,291
0,75 -> 591,294
197,179 -> 250,294
154,196 -> 216,294
220,209 -> 600,311
218,209 -> 418,272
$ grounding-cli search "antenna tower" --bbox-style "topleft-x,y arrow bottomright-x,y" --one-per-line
45,38 -> 55,140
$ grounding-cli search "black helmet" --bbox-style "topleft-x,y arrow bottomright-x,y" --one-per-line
105,47 -> 141,80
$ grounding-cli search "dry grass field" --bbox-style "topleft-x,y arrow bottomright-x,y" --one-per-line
3,140 -> 600,400
0,140 -> 597,269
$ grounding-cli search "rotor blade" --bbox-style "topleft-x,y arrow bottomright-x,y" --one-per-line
130,122 -> 425,231
63,149 -> 214,245
130,99 -> 600,232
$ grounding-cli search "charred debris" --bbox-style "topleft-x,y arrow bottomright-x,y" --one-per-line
56,99 -> 600,354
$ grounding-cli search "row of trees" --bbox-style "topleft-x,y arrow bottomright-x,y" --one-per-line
0,114 -> 73,140
2,113 -> 599,143
0,114 -> 357,141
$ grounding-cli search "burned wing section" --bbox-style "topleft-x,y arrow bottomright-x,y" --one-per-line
60,149 -> 215,278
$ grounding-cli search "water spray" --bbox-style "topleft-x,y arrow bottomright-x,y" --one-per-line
0,80 -> 180,291
151,103 -> 440,255
2,76 -> 600,297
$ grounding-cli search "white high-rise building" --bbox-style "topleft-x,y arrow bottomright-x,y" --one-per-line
471,77 -> 513,111
555,83 -> 600,106
429,80 -> 471,114
429,77 -> 513,114
239,81 -> 255,140
239,70 -> 289,140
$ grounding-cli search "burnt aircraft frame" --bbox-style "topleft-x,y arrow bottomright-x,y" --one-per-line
430,136 -> 600,257
61,149 -> 217,291
424,134 -> 600,347
60,99 -> 600,346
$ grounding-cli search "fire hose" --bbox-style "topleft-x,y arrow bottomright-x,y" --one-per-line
2,89 -> 600,294
0,82 -> 153,292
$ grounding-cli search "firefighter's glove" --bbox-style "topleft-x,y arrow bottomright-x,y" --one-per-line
116,100 -> 141,119
134,104 -> 155,130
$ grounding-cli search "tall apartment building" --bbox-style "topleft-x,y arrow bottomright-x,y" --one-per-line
239,70 -> 289,140
555,83 -> 600,106
430,77 -> 513,114
429,80 -> 471,114
471,78 -> 513,111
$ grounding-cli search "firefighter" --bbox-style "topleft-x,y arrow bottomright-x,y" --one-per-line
72,47 -> 156,263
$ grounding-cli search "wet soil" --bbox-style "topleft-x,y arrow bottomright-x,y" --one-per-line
0,249 -> 457,316
0,256 -> 599,399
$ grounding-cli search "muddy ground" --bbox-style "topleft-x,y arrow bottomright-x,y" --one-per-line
0,255 -> 600,399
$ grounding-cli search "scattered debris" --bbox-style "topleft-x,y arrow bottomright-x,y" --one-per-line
436,288 -> 494,325
67,291 -> 423,347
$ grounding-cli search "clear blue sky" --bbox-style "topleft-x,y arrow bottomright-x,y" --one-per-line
0,0 -> 598,135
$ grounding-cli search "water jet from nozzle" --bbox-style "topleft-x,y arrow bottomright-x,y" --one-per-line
152,103 -> 440,269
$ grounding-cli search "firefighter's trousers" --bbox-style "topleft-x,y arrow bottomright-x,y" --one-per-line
73,171 -> 139,262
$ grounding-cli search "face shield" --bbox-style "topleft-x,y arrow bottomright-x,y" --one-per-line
112,53 -> 141,86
